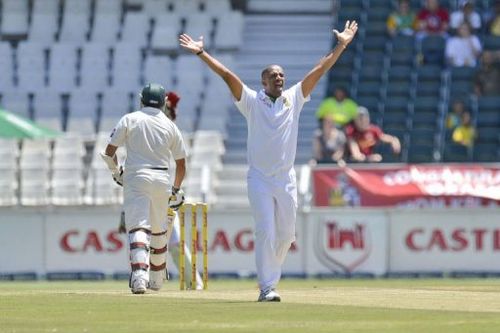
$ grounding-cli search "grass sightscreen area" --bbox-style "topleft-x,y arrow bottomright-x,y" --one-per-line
1,278 -> 500,333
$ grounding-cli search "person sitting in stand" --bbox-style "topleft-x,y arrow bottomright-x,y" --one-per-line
315,86 -> 358,128
450,0 -> 482,34
312,115 -> 346,164
474,50 -> 500,96
387,0 -> 417,37
346,107 -> 401,162
452,111 -> 476,148
445,22 -> 482,67
446,99 -> 466,130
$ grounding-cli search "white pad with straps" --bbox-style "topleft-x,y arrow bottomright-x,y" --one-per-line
149,225 -> 168,291
128,228 -> 151,272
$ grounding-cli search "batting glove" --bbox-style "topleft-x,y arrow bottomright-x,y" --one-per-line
112,166 -> 124,186
168,186 -> 185,210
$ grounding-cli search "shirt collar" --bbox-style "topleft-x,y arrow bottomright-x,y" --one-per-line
142,106 -> 162,114
258,90 -> 287,105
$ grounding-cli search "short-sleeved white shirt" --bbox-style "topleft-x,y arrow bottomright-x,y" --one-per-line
234,82 -> 310,176
108,107 -> 187,170
450,11 -> 482,30
445,35 -> 482,67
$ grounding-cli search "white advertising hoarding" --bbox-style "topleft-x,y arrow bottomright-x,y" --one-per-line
390,209 -> 500,272
1,208 -> 303,276
0,211 -> 45,272
2,207 -> 500,276
173,210 -> 303,276
304,209 -> 388,275
45,210 -> 129,274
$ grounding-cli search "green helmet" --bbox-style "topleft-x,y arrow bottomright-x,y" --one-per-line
140,83 -> 166,108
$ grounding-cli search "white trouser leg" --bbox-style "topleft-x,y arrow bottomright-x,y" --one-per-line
248,171 -> 279,291
148,172 -> 169,290
273,170 -> 297,264
123,170 -> 169,291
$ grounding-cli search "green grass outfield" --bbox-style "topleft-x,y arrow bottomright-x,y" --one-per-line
2,279 -> 500,333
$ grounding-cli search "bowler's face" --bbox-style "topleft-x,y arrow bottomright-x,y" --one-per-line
262,66 -> 285,98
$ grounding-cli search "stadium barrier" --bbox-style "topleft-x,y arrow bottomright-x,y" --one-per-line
1,206 -> 499,279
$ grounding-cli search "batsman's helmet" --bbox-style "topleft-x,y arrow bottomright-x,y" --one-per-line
140,83 -> 166,108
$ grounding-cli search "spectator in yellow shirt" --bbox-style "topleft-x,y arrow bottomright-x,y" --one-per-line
452,111 -> 476,147
446,99 -> 465,130
316,87 -> 358,127
387,0 -> 417,37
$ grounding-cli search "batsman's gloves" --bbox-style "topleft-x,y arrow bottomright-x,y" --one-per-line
100,152 -> 123,186
168,186 -> 184,210
112,166 -> 124,186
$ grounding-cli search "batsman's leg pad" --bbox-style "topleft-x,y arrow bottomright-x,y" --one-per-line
128,228 -> 151,293
149,229 -> 167,291
129,228 -> 151,273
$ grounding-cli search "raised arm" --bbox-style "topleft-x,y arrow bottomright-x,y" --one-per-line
179,34 -> 244,101
301,20 -> 358,98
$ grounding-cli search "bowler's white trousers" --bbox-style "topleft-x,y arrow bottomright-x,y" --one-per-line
247,167 -> 297,291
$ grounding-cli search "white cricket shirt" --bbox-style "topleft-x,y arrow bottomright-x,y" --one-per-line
108,107 -> 187,170
234,82 -> 310,176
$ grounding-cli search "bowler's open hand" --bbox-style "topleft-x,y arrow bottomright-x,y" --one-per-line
179,34 -> 204,54
333,20 -> 358,47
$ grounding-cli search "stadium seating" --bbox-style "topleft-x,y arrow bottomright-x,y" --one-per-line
0,0 -> 498,208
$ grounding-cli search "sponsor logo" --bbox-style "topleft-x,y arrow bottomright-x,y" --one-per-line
58,228 -> 298,254
199,228 -> 297,253
314,220 -> 371,273
60,229 -> 124,253
406,228 -> 500,252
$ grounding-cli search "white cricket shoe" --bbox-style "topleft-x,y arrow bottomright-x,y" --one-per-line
258,288 -> 281,302
130,271 -> 148,294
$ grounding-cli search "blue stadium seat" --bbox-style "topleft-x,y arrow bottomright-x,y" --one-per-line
386,81 -> 412,98
450,66 -> 477,81
410,128 -> 436,145
412,111 -> 438,130
408,143 -> 435,163
420,36 -> 446,65
482,35 -> 500,50
473,143 -> 498,162
443,143 -> 471,162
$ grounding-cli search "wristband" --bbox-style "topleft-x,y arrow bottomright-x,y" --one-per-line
196,49 -> 204,55
172,186 -> 180,194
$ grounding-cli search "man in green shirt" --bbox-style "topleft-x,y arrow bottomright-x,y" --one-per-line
316,87 -> 358,127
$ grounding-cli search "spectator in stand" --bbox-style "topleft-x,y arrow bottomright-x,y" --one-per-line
445,22 -> 482,67
452,111 -> 476,148
474,50 -> 500,96
446,99 -> 466,130
450,0 -> 482,34
387,0 -> 417,37
485,0 -> 500,36
312,116 -> 346,164
346,107 -> 401,163
315,87 -> 358,127
416,0 -> 450,39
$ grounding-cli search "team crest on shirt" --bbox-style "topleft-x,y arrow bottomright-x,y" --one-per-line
283,97 -> 291,108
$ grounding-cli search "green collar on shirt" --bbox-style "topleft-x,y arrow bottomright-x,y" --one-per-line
265,92 -> 278,103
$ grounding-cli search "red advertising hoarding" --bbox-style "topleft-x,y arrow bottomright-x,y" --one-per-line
313,164 -> 500,208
